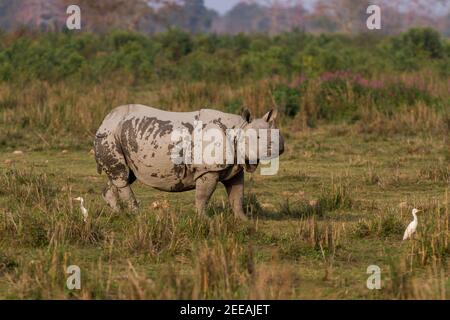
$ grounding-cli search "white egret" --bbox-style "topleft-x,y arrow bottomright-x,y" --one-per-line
73,197 -> 88,222
402,208 -> 420,240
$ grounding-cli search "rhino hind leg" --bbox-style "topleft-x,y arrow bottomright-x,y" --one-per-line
107,168 -> 139,211
103,174 -> 139,212
96,136 -> 139,211
103,179 -> 120,212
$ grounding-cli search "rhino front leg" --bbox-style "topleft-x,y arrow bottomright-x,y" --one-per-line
195,172 -> 219,216
223,170 -> 247,220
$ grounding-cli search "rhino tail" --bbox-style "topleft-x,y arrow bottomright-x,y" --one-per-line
94,150 -> 103,174
93,136 -> 105,175
97,162 -> 103,175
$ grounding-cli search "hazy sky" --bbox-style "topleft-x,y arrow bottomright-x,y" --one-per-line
204,0 -> 242,14
204,0 -> 317,15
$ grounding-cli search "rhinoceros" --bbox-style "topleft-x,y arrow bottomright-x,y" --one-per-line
94,105 -> 284,219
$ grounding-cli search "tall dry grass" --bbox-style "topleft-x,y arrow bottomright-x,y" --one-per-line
1,69 -> 448,150
0,168 -> 289,299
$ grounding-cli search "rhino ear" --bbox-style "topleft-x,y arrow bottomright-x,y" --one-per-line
241,108 -> 253,123
263,109 -> 278,123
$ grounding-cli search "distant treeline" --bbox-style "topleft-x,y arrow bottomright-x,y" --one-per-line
0,27 -> 448,83
0,0 -> 450,36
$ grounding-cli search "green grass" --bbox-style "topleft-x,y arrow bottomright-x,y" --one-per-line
0,124 -> 448,299
0,27 -> 449,300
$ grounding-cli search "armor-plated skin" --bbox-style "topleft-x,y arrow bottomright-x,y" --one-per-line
94,104 -> 284,219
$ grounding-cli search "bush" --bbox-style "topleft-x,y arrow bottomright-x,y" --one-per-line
0,28 -> 446,85
272,83 -> 302,117
389,28 -> 445,71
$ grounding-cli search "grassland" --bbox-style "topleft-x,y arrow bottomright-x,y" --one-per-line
0,29 -> 449,299
0,121 -> 449,299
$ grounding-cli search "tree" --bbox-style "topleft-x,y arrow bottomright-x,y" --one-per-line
0,0 -> 22,30
0,0 -> 65,31
219,0 -> 307,34
221,2 -> 268,34
60,0 -> 155,32
164,0 -> 218,34
314,0 -> 371,34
